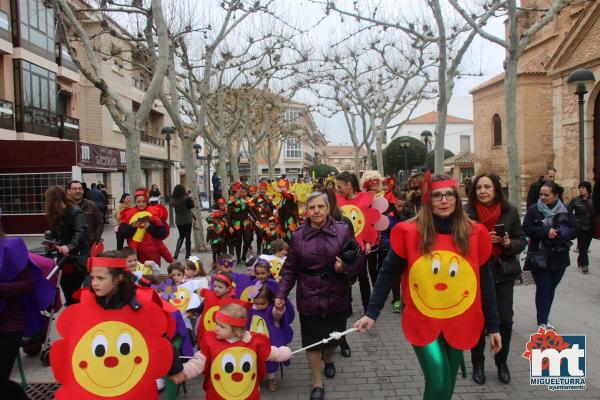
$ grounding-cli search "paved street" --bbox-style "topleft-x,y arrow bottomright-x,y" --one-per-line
12,224 -> 600,399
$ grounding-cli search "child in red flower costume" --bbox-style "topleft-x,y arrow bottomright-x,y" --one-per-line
119,188 -> 173,265
51,251 -> 179,400
354,174 -> 501,400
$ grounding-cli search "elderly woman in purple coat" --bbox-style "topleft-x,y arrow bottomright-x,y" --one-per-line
275,191 -> 364,400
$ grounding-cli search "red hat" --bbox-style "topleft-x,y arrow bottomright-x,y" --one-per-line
217,197 -> 226,205
384,177 -> 397,188
86,242 -> 128,272
277,179 -> 289,190
259,181 -> 268,189
134,188 -> 150,201
248,185 -> 257,192
231,181 -> 242,191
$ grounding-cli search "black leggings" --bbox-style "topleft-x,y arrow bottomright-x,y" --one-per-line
176,223 -> 192,259
0,331 -> 22,383
357,258 -> 370,313
577,230 -> 593,267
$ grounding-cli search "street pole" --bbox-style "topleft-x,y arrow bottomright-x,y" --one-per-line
207,154 -> 212,208
578,91 -> 585,182
166,135 -> 174,227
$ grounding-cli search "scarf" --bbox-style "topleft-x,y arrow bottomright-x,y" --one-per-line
475,201 -> 502,257
537,199 -> 567,227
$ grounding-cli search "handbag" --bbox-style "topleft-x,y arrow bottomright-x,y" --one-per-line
523,248 -> 547,271
495,256 -> 521,276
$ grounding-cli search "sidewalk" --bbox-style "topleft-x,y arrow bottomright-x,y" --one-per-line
13,225 -> 600,399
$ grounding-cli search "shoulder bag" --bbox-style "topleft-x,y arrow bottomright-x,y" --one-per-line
495,255 -> 522,276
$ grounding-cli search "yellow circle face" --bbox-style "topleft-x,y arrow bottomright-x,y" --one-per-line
211,347 -> 257,399
248,315 -> 269,337
340,204 -> 365,235
170,287 -> 191,312
408,250 -> 477,319
72,321 -> 149,397
269,259 -> 283,281
128,211 -> 152,242
239,286 -> 255,304
203,305 -> 220,331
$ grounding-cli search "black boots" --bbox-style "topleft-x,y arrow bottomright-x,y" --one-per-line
497,361 -> 510,384
339,336 -> 351,358
472,363 -> 486,385
173,237 -> 183,259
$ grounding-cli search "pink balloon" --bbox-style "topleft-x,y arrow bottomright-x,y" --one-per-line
372,197 -> 389,213
373,215 -> 390,231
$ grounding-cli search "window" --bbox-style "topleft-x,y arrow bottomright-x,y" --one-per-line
21,60 -> 56,112
343,161 -> 351,170
285,137 -> 302,159
492,114 -> 502,147
0,172 -> 72,214
460,168 -> 474,183
18,0 -> 55,61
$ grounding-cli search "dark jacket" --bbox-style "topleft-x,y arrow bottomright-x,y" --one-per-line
568,196 -> 594,233
172,196 -> 194,225
78,198 -> 103,246
523,203 -> 578,270
466,202 -> 527,282
526,177 -> 564,208
51,206 -> 88,267
0,266 -> 34,333
276,216 -> 365,315
85,188 -> 106,210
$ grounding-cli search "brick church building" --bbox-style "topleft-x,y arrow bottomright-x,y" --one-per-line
471,0 -> 600,201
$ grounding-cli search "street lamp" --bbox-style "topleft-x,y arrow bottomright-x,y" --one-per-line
567,68 -> 596,181
421,130 -> 433,171
161,126 -> 175,227
399,141 -> 410,184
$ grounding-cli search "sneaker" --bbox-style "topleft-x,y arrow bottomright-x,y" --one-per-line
267,378 -> 277,392
156,378 -> 166,391
539,322 -> 556,331
392,301 -> 402,313
582,265 -> 589,274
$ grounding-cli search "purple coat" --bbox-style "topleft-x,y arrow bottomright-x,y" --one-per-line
276,217 -> 364,315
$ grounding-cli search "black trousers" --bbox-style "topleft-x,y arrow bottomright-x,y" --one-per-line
531,268 -> 566,325
176,223 -> 193,259
357,257 -> 370,313
0,331 -> 22,383
367,250 -> 380,286
60,270 -> 85,306
115,231 -> 126,250
577,230 -> 593,267
242,229 -> 253,260
471,280 -> 514,365
229,233 -> 243,263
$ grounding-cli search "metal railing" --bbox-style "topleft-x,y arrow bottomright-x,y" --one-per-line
141,132 -> 165,146
0,98 -> 14,130
60,115 -> 79,140
22,105 -> 59,138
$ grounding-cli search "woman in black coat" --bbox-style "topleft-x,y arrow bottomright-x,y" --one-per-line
466,174 -> 526,385
44,185 -> 87,305
523,182 -> 577,331
568,181 -> 594,273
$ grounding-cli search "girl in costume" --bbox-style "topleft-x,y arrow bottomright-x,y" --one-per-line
175,303 -> 292,399
119,188 -> 173,265
275,179 -> 299,243
259,216 -> 283,254
249,182 -> 275,255
226,182 -> 252,265
360,170 -> 387,288
184,257 -> 210,287
50,250 -> 183,400
197,271 -> 235,341
167,262 -> 185,285
354,174 -> 501,400
206,198 -> 228,269
250,258 -> 279,293
247,285 -> 295,392
259,239 -> 288,281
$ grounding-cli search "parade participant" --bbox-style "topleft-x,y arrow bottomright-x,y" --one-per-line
50,250 -> 181,400
249,182 -> 275,255
406,173 -> 424,218
383,177 -> 399,210
568,181 -> 594,274
113,193 -> 131,250
119,188 -> 173,265
121,247 -> 159,283
174,302 -> 292,399
171,184 -> 194,260
523,182 -> 577,331
248,184 -> 258,198
258,216 -> 283,254
354,174 -> 501,400
247,285 -> 295,392
212,255 -> 252,298
44,185 -> 88,305
276,191 -> 364,400
467,173 -> 526,385
259,239 -> 288,281
249,258 -> 278,293
184,257 -> 209,284
226,181 -> 252,265
360,170 -> 387,287
197,271 -> 236,341
206,199 -> 228,268
276,179 -> 299,243
168,262 -> 186,285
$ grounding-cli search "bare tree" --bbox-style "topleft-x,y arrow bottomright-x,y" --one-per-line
449,0 -> 571,209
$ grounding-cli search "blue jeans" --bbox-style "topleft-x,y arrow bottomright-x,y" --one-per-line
531,268 -> 566,325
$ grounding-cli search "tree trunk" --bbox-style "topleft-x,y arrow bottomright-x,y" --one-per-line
266,137 -> 276,180
505,54 -> 522,211
248,139 -> 259,184
124,128 -> 143,191
375,126 -> 385,175
180,136 -> 208,251
218,148 -> 230,197
353,147 -> 361,177
227,135 -> 241,182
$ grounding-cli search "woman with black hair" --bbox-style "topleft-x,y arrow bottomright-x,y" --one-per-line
172,184 -> 194,259
523,182 -> 578,331
467,173 -> 526,385
568,181 -> 594,274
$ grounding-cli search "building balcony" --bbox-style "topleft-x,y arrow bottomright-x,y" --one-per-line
133,76 -> 148,92
56,44 -> 79,82
0,99 -> 14,130
21,105 -> 60,138
60,115 -> 79,141
141,132 -> 165,146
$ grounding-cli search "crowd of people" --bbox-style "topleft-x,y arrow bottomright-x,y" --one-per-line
0,166 -> 596,400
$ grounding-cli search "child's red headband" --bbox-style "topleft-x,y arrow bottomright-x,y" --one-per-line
134,189 -> 149,201
214,273 -> 233,287
421,171 -> 458,205
215,310 -> 246,327
86,242 -> 128,272
362,178 -> 379,190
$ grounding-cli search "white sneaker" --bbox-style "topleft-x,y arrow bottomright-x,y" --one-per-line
156,378 -> 166,391
539,323 -> 556,331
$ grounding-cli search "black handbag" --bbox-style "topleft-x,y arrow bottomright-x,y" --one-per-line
495,256 -> 522,276
523,248 -> 547,271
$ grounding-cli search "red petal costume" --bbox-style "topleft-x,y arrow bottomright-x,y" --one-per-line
390,221 -> 492,349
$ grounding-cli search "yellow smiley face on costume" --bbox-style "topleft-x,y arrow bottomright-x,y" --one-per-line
248,315 -> 270,337
211,348 -> 257,399
269,259 -> 283,280
340,205 -> 365,235
128,211 -> 153,242
409,251 -> 477,319
72,321 -> 149,397
203,305 -> 220,331
170,287 -> 192,312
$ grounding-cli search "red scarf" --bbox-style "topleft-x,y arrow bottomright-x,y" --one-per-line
475,201 -> 502,257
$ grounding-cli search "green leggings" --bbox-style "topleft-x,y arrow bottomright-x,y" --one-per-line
413,335 -> 463,400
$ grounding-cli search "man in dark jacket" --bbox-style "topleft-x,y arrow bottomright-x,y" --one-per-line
67,180 -> 103,247
85,183 -> 107,221
526,168 -> 564,207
